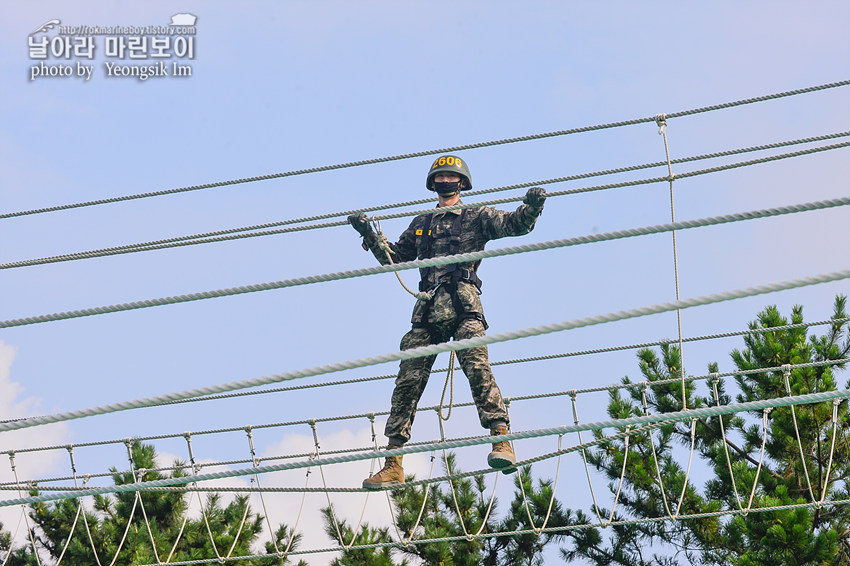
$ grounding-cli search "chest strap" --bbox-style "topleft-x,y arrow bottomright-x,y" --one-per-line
416,209 -> 482,292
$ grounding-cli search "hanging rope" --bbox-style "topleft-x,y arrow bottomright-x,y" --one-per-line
816,399 -> 842,507
370,218 -> 431,301
124,441 -> 166,565
0,507 -> 26,566
438,353 -> 456,422
3,356 -> 846,479
66,447 -> 107,566
53,447 -> 87,566
673,419 -> 698,518
436,416 -> 500,541
185,434 -> 227,563
710,375 -> 745,512
239,428 -> 270,558
510,396 -> 565,533
783,365 -> 818,501
779,364 -> 842,507
369,215 -> 461,425
385,412 -> 437,547
656,114 -> 689,411
571,391 -> 633,527
7,453 -> 42,566
744,410 -> 772,513
311,419 -> 374,551
8,393 -> 849,566
132,495 -> 850,566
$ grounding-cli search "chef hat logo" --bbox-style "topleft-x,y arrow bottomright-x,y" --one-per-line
170,13 -> 197,26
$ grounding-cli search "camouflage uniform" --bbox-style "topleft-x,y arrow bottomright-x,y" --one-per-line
361,200 -> 543,446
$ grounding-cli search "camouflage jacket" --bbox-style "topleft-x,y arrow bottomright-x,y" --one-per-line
362,200 -> 543,326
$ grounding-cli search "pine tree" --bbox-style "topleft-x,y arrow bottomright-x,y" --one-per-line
323,453 -> 585,565
564,295 -> 850,565
2,441 -> 307,565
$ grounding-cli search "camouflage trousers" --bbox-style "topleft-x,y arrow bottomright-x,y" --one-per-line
385,317 -> 509,446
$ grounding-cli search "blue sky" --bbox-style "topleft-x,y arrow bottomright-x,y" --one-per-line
1,2 -> 849,564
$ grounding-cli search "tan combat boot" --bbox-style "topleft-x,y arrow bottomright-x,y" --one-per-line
487,425 -> 517,470
362,446 -> 404,490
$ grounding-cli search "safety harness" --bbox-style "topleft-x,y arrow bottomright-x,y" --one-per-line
415,208 -> 486,334
370,207 -> 486,424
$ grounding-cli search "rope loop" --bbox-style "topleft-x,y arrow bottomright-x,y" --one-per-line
438,352 -> 456,422
655,113 -> 668,135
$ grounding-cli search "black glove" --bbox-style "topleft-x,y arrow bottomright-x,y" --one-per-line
348,213 -> 373,237
523,187 -> 547,208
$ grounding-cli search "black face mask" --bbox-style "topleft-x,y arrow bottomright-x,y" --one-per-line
433,181 -> 461,196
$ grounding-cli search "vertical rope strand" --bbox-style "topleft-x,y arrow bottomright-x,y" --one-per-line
124,442 -> 163,565
185,436 -> 226,563
642,385 -> 675,518
819,400 -> 842,504
67,447 -> 105,566
782,365 -> 817,501
9,453 -> 42,566
711,376 -> 745,511
571,392 -> 605,525
656,115 -> 688,410
0,508 -> 26,566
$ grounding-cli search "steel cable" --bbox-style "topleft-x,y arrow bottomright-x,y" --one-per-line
3,137 -> 847,271
3,80 -> 845,221
2,196 -> 848,330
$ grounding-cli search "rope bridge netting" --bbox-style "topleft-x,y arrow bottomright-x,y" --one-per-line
2,80 -> 848,564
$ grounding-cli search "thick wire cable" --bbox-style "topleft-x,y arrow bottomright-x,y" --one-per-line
83,317 -> 846,414
2,194 -> 848,331
76,130 -> 850,252
4,387 -> 850,508
4,137 -> 847,271
129,496 -> 850,565
1,269 -> 848,437
3,80 -> 845,221
3,358 -> 846,484
2,316 -> 844,434
114,413 -> 850,563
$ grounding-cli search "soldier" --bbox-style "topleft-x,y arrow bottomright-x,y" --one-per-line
349,155 -> 546,490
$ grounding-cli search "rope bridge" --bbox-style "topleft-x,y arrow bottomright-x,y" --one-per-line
1,79 -> 848,565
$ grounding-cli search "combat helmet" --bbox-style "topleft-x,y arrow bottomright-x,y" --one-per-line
426,155 -> 472,192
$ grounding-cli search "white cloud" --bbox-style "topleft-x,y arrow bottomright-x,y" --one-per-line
138,423 -> 434,565
237,422 -> 432,565
0,340 -> 69,548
